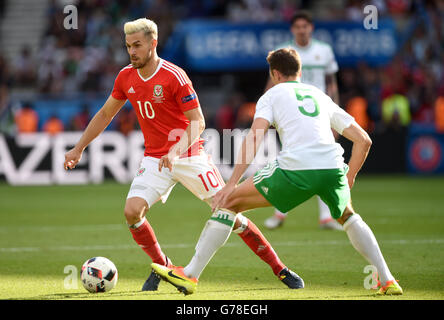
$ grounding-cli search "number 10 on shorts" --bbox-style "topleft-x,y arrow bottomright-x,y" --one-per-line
198,169 -> 224,191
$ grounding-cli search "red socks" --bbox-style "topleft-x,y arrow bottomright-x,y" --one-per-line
237,219 -> 286,276
129,218 -> 168,266
130,217 -> 285,276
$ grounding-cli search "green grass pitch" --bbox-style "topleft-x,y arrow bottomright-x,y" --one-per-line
0,175 -> 443,300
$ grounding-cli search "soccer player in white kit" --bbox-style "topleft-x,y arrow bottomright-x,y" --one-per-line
153,48 -> 402,296
64,18 -> 301,293
264,11 -> 342,231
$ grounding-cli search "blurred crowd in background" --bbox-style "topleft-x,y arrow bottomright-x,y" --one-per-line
0,0 -> 443,137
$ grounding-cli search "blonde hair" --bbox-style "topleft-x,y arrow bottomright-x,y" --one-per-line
124,18 -> 158,40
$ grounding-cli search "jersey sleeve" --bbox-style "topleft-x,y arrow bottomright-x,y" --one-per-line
324,45 -> 339,75
254,91 -> 274,124
111,71 -> 127,100
175,81 -> 200,112
328,99 -> 355,134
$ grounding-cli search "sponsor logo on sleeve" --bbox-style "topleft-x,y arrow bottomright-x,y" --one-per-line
181,93 -> 197,104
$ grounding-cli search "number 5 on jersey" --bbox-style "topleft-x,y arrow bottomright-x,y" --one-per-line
137,100 -> 155,119
295,89 -> 320,117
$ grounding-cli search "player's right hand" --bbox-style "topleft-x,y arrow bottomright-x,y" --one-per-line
211,182 -> 236,212
64,147 -> 83,170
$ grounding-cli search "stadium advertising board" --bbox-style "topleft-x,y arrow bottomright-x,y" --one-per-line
163,19 -> 398,70
0,130 -> 278,185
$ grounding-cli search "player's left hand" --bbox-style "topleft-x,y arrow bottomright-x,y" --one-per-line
158,152 -> 177,172
211,183 -> 235,212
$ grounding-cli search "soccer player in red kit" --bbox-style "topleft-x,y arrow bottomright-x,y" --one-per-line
64,18 -> 303,292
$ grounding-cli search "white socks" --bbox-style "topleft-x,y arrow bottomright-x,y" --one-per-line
274,197 -> 331,222
274,209 -> 288,219
318,196 -> 332,221
183,209 -> 236,279
343,214 -> 395,284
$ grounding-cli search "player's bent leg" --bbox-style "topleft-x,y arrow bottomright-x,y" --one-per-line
182,208 -> 236,279
124,196 -> 149,226
339,202 -> 402,295
125,197 -> 171,291
155,208 -> 236,295
336,203 -> 355,225
318,197 -> 343,231
224,179 -> 303,289
167,158 -> 302,293
233,213 -> 304,289
223,177 -> 272,213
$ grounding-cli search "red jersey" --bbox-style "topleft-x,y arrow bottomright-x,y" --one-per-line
111,58 -> 204,158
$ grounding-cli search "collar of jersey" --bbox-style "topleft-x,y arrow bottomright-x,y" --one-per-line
137,58 -> 164,82
292,39 -> 312,50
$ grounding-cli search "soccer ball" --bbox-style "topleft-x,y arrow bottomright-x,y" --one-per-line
80,257 -> 118,293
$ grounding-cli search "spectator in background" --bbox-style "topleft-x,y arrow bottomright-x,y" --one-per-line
227,0 -> 281,22
14,103 -> 39,133
345,0 -> 364,22
1,0 -> 441,137
0,89 -> 14,136
346,96 -> 371,133
381,93 -> 411,129
69,105 -> 90,131
215,93 -> 244,132
116,107 -> 137,136
435,95 -> 444,133
12,46 -> 37,87
338,68 -> 360,108
235,102 -> 256,129
0,54 -> 12,113
43,115 -> 64,135
361,66 -> 382,126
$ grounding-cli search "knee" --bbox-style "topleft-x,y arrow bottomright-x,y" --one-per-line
336,204 -> 355,225
233,213 -> 249,232
211,195 -> 239,214
224,203 -> 241,214
124,199 -> 148,225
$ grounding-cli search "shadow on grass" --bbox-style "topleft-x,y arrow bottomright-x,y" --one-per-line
9,287 -> 376,300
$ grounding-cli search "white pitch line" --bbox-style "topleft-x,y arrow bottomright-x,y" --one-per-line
1,239 -> 443,253
0,224 -> 125,233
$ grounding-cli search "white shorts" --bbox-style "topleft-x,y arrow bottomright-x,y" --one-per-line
127,152 -> 225,208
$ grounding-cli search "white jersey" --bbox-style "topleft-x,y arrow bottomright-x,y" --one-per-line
275,39 -> 338,93
254,81 -> 355,170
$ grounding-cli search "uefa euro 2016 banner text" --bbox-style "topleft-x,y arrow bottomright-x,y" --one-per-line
163,20 -> 398,71
0,129 -> 279,185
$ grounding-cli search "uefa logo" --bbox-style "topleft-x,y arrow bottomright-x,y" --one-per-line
410,136 -> 442,172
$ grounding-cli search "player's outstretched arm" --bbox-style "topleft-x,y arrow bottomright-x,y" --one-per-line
64,95 -> 126,170
341,122 -> 372,188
